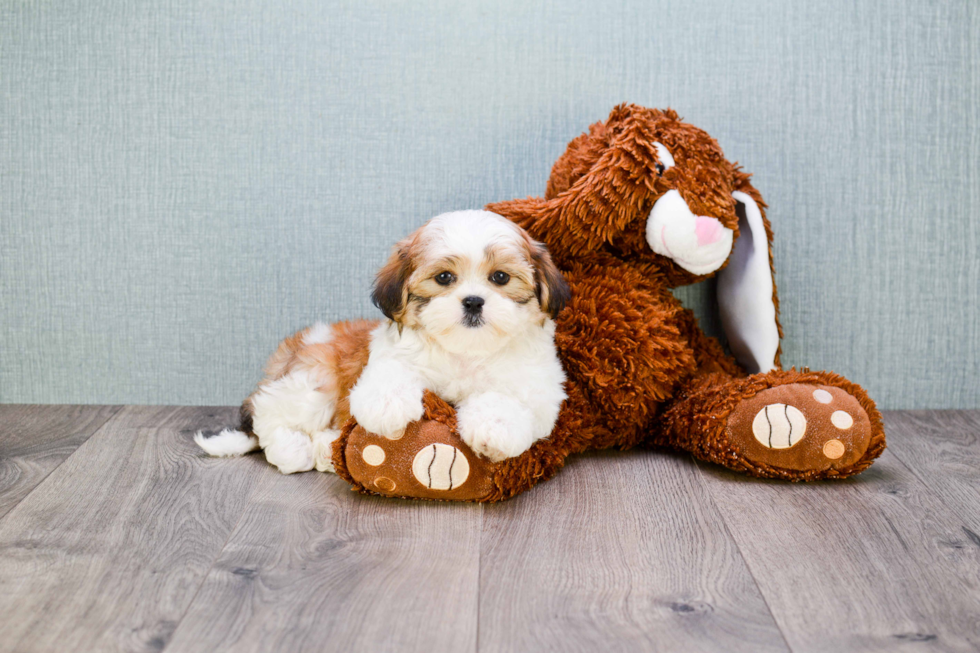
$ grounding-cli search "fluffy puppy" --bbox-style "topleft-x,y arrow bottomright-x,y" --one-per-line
196,209 -> 570,473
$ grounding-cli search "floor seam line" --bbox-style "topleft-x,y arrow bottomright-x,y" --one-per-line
0,405 -> 124,526
160,469 -> 270,653
879,413 -> 980,533
691,457 -> 795,653
475,503 -> 484,653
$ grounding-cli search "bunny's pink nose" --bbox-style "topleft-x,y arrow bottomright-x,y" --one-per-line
695,216 -> 724,247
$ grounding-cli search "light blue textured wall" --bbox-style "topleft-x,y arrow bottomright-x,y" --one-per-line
1,0 -> 977,408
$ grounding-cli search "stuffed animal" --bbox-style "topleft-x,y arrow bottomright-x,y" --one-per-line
332,104 -> 886,501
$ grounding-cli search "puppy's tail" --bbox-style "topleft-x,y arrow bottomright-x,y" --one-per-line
194,428 -> 259,457
194,400 -> 260,457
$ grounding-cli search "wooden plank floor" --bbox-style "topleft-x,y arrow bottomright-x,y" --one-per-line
0,407 -> 978,652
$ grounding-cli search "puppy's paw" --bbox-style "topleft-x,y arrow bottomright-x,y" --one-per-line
349,375 -> 425,440
457,392 -> 535,462
263,427 -> 315,474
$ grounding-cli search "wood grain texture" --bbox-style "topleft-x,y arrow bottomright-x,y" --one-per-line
478,450 -> 788,653
165,473 -> 482,653
697,432 -> 980,652
0,404 -> 121,519
2,407 -> 979,651
0,406 -> 270,653
885,411 -> 980,533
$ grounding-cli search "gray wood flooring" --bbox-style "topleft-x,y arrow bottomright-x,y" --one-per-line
0,406 -> 977,653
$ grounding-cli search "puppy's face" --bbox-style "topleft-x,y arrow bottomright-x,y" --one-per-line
372,210 -> 569,355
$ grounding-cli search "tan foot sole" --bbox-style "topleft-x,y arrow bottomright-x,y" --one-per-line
344,420 -> 495,501
726,383 -> 872,472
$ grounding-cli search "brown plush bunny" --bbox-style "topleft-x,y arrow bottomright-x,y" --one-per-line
333,104 -> 886,501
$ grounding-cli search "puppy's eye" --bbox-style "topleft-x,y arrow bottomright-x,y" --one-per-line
434,271 -> 455,286
490,271 -> 510,285
654,161 -> 666,176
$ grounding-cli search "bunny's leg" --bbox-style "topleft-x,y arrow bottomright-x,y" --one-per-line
651,322 -> 886,479
332,386 -> 599,502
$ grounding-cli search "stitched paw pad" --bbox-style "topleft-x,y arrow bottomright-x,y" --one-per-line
727,383 -> 872,472
342,419 -> 496,501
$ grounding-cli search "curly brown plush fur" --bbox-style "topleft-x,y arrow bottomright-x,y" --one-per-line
334,104 -> 885,501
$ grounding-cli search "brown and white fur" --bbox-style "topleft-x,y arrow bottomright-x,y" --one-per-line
195,210 -> 570,474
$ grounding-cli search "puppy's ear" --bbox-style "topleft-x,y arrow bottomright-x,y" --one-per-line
530,241 -> 571,319
372,243 -> 413,321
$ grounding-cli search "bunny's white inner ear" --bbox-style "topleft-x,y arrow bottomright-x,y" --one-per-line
716,191 -> 779,374
653,142 -> 675,169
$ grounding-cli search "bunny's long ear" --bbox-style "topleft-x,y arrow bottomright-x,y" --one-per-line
489,105 -> 655,260
716,179 -> 783,374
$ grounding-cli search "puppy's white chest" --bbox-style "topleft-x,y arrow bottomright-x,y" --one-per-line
428,355 -> 503,403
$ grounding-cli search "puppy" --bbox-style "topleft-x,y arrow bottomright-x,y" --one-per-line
196,209 -> 570,474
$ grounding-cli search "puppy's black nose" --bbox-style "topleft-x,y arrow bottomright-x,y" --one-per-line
462,295 -> 485,313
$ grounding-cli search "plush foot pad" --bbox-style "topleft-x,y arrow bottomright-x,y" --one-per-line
343,420 -> 496,501
726,383 -> 872,472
